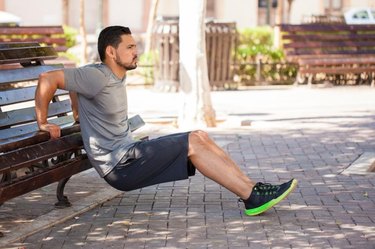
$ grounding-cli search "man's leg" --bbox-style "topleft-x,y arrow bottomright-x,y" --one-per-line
187,130 -> 255,199
187,130 -> 297,216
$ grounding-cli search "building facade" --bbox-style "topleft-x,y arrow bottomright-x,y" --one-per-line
0,0 -> 374,33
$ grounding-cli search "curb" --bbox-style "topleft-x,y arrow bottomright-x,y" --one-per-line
0,187 -> 122,247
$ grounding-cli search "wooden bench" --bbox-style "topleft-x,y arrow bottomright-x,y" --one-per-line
0,42 -> 144,218
279,24 -> 375,86
0,26 -> 67,52
0,41 -> 92,213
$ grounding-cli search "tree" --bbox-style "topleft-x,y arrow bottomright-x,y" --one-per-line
178,0 -> 216,128
274,0 -> 285,48
286,0 -> 294,23
144,0 -> 160,54
62,0 -> 69,26
79,0 -> 88,65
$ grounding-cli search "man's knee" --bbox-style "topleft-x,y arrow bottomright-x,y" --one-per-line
189,130 -> 210,146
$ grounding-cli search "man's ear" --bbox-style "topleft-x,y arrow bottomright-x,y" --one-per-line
105,46 -> 116,60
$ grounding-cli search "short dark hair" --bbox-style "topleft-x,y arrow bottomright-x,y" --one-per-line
97,26 -> 132,62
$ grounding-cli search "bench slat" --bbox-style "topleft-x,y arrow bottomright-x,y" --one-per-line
0,64 -> 63,85
0,122 -> 79,153
0,87 -> 67,106
0,99 -> 72,129
0,155 -> 91,204
299,57 -> 375,66
0,40 -> 67,53
0,116 -> 75,143
0,46 -> 58,65
286,53 -> 375,61
0,132 -> 84,173
279,24 -> 375,32
0,26 -> 67,53
0,42 -> 40,49
0,37 -> 66,45
282,34 -> 375,42
0,26 -> 65,35
283,41 -> 375,49
286,50 -> 375,56
299,66 -> 375,74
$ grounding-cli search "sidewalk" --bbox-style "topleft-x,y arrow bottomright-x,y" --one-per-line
1,85 -> 375,249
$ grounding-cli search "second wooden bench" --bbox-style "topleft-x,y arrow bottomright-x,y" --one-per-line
280,23 -> 375,86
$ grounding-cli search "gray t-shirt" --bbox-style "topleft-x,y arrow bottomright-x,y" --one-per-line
63,63 -> 135,177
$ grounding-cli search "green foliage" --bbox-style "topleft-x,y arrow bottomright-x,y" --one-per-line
236,26 -> 284,63
58,51 -> 80,64
63,25 -> 78,49
57,26 -> 80,64
137,51 -> 157,84
234,26 -> 297,85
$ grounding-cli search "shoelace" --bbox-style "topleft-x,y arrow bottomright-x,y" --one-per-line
238,182 -> 280,202
253,183 -> 279,196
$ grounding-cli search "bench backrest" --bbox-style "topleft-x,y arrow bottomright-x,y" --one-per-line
0,42 -> 76,153
0,26 -> 67,52
279,24 -> 375,61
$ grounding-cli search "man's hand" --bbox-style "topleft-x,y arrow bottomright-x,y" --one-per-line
35,70 -> 66,139
39,123 -> 61,139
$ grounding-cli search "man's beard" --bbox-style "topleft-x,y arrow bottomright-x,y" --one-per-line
115,54 -> 137,70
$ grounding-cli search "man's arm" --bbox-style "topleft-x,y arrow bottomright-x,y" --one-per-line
35,70 -> 66,139
69,91 -> 79,122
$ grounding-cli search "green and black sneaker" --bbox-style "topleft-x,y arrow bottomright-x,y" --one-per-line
242,179 -> 298,216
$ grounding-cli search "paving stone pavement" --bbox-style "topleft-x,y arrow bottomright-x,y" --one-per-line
1,85 -> 375,249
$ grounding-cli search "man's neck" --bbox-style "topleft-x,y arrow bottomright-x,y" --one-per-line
104,62 -> 127,80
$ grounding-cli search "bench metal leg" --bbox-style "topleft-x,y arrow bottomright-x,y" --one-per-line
55,177 -> 72,208
0,173 -> 11,206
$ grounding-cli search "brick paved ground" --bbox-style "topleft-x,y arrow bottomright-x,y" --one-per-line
2,86 -> 375,249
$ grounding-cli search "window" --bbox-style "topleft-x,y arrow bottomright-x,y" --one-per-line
258,0 -> 277,8
353,10 -> 369,19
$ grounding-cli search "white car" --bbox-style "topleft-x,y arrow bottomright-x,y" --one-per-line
344,8 -> 375,24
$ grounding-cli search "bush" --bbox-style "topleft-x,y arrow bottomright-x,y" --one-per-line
234,26 -> 297,85
136,51 -> 157,85
59,26 -> 80,63
62,25 -> 78,49
236,26 -> 284,63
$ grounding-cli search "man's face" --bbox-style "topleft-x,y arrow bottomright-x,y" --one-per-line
113,34 -> 138,70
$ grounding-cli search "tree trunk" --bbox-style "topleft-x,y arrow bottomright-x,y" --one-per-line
287,0 -> 293,23
276,0 -> 285,24
274,0 -> 285,48
79,0 -> 88,65
62,0 -> 69,26
266,0 -> 272,25
144,0 -> 159,54
178,0 -> 216,129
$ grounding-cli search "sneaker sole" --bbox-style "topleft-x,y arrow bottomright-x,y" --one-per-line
245,179 -> 298,216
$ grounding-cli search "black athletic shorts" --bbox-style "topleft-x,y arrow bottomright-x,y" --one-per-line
104,132 -> 196,191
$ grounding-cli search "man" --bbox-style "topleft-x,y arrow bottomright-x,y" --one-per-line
35,26 -> 297,216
